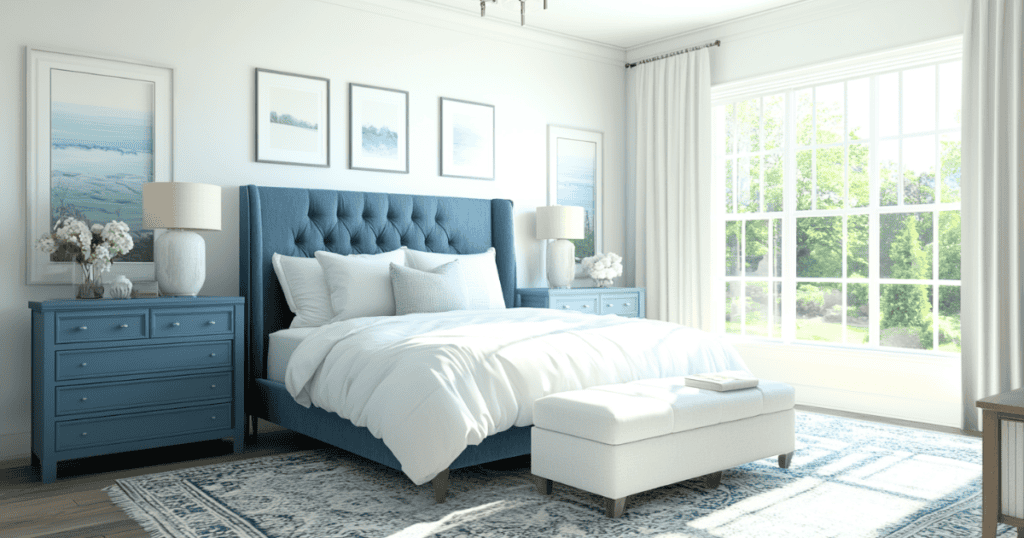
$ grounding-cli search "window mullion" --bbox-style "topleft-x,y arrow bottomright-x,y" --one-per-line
869,74 -> 881,346
784,90 -> 798,343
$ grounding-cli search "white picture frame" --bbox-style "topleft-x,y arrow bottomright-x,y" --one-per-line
349,83 -> 409,174
26,48 -> 173,285
440,98 -> 495,180
547,125 -> 603,260
255,68 -> 330,167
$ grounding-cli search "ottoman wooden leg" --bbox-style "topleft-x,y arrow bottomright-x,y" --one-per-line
433,468 -> 450,503
534,475 -> 553,495
703,471 -> 723,489
605,496 -> 626,518
779,451 -> 794,469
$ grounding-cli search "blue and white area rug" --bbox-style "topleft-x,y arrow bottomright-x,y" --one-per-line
106,413 -> 1012,537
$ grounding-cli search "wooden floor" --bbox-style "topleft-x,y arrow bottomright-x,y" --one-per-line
0,410 -> 975,538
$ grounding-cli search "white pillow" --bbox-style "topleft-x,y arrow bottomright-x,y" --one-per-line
390,261 -> 469,315
315,248 -> 407,321
272,253 -> 333,328
403,247 -> 506,309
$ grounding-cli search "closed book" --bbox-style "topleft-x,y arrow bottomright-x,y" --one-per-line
685,371 -> 759,392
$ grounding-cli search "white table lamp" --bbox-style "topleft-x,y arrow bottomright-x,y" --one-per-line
143,182 -> 222,296
536,205 -> 584,288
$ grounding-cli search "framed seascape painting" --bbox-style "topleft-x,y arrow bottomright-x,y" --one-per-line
440,98 -> 494,180
255,69 -> 329,167
26,48 -> 172,285
548,126 -> 603,260
349,83 -> 408,173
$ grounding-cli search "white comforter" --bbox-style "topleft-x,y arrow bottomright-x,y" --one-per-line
285,308 -> 747,485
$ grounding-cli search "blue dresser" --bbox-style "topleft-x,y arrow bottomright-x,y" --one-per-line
515,287 -> 646,318
29,296 -> 245,483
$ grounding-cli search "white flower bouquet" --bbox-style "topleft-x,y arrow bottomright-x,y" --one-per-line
36,217 -> 134,298
581,252 -> 623,288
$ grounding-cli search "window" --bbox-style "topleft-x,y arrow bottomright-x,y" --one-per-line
715,57 -> 961,354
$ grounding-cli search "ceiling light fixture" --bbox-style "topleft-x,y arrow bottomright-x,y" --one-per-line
480,0 -> 547,26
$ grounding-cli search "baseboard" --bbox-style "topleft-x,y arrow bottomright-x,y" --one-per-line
789,383 -> 961,429
0,431 -> 31,462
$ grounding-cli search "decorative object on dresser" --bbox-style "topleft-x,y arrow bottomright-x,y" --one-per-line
439,97 -> 495,180
548,126 -> 602,260
349,83 -> 409,173
977,388 -> 1024,537
108,275 -> 133,299
536,205 -> 584,288
143,182 -> 222,296
26,48 -> 171,286
581,251 -> 622,287
29,296 -> 245,483
255,68 -> 329,167
35,217 -> 135,299
516,287 -> 645,318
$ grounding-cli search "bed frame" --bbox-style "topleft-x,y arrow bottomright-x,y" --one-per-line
239,185 -> 529,502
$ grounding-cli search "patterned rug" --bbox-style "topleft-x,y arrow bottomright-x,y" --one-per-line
106,412 -> 1013,537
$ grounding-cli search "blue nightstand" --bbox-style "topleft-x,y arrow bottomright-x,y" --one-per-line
515,287 -> 645,318
29,296 -> 245,483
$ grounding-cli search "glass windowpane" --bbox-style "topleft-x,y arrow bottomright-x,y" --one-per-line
796,149 -> 813,210
879,140 -> 899,206
764,153 -> 784,212
724,159 -> 735,213
816,147 -> 844,210
773,219 -> 783,278
938,285 -> 961,352
745,220 -> 769,276
773,282 -> 783,338
737,157 -> 756,213
880,283 -> 934,350
797,89 -> 813,146
796,282 -> 843,342
848,144 -> 870,208
746,281 -> 769,336
815,83 -> 844,145
848,78 -> 871,140
763,94 -> 784,151
939,62 -> 962,130
879,72 -> 900,138
903,66 -> 936,134
941,133 -> 961,203
724,103 -> 736,155
736,98 -> 760,153
880,212 -> 933,280
939,211 -> 961,280
725,282 -> 742,334
797,216 -> 842,278
847,214 -> 869,279
725,221 -> 741,277
903,135 -> 936,205
847,283 -> 870,345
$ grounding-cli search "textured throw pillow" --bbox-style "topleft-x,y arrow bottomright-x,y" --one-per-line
403,247 -> 506,309
315,248 -> 407,321
272,253 -> 333,328
390,260 -> 469,315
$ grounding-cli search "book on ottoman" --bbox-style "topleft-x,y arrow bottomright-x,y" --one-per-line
685,371 -> 759,391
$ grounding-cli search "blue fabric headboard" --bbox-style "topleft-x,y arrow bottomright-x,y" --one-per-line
239,185 -> 516,379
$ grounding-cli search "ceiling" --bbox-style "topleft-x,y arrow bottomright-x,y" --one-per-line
415,0 -> 810,49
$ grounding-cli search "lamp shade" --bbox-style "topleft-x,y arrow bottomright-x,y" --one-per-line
143,182 -> 222,231
536,205 -> 584,240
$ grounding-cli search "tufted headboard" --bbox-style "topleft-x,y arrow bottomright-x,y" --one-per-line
239,185 -> 516,381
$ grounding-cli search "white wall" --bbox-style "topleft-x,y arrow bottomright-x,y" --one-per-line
0,0 -> 626,459
626,0 -> 968,428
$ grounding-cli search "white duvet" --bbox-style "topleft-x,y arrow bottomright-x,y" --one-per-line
285,308 -> 747,485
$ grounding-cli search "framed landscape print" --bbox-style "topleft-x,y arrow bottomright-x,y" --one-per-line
26,48 -> 172,285
548,126 -> 603,259
255,68 -> 329,167
440,98 -> 494,180
349,83 -> 408,173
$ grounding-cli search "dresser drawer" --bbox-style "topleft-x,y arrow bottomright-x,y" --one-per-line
599,294 -> 640,317
55,402 -> 232,451
56,371 -> 232,416
551,296 -> 598,314
151,307 -> 234,339
56,341 -> 232,381
55,309 -> 148,344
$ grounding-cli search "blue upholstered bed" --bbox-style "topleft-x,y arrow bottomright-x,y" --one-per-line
239,185 -> 528,500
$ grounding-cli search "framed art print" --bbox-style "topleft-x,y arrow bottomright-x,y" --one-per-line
256,68 -> 329,167
349,83 -> 408,173
440,98 -> 494,180
26,48 -> 172,285
548,126 -> 603,259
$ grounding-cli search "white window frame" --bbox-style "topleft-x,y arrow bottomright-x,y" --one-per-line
711,36 -> 962,360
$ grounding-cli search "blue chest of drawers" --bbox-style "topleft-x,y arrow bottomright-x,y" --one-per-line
515,287 -> 646,318
29,296 -> 245,483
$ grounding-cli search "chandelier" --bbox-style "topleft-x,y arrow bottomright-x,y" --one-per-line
480,0 -> 548,26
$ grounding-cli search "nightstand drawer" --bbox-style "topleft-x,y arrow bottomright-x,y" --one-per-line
56,341 -> 232,381
56,372 -> 233,416
599,294 -> 640,317
55,402 -> 232,451
55,310 -> 148,344
151,307 -> 234,339
552,297 -> 598,314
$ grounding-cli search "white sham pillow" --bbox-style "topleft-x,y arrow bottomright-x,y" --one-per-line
272,253 -> 333,328
315,248 -> 407,321
390,261 -> 469,315
403,247 -> 506,309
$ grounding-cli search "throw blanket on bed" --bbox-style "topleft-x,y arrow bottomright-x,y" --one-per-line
285,308 -> 747,485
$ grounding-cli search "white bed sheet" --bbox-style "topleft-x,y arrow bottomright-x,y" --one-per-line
267,327 -> 318,383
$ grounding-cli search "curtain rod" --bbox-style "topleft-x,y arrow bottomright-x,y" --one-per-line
625,40 -> 721,69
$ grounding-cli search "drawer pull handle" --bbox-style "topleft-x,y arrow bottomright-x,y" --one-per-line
562,305 -> 570,309
211,416 -> 217,420
624,303 -> 631,307
210,353 -> 217,357
171,322 -> 181,327
607,303 -> 613,307
582,305 -> 590,308
119,324 -> 129,328
80,362 -> 88,367
207,320 -> 217,325
81,432 -> 88,437
80,397 -> 88,402
210,384 -> 217,389
77,326 -> 88,331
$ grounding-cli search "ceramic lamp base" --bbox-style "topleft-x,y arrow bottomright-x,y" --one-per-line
547,239 -> 576,289
155,229 -> 206,296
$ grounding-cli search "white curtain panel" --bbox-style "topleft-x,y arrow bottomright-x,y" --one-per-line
961,0 -> 1024,431
630,49 -> 712,329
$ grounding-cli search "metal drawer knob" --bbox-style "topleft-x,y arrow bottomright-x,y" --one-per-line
607,303 -> 613,307
77,326 -> 88,331
207,321 -> 216,325
211,416 -> 217,420
210,384 -> 217,389
210,353 -> 217,357
171,322 -> 181,327
582,305 -> 590,309
81,432 -> 88,437
562,305 -> 570,309
119,324 -> 129,328
625,303 -> 631,307
80,362 -> 88,367
80,397 -> 88,402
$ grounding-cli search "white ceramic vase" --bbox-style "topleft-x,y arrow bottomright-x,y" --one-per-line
109,275 -> 133,299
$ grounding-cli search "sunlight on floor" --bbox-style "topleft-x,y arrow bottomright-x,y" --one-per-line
385,500 -> 521,537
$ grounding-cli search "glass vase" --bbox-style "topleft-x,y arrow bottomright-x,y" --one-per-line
75,263 -> 104,299
593,278 -> 615,288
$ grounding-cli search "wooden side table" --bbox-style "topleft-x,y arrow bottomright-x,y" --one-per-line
978,388 -> 1024,537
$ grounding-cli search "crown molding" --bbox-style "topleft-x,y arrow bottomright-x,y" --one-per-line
310,0 -> 626,66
